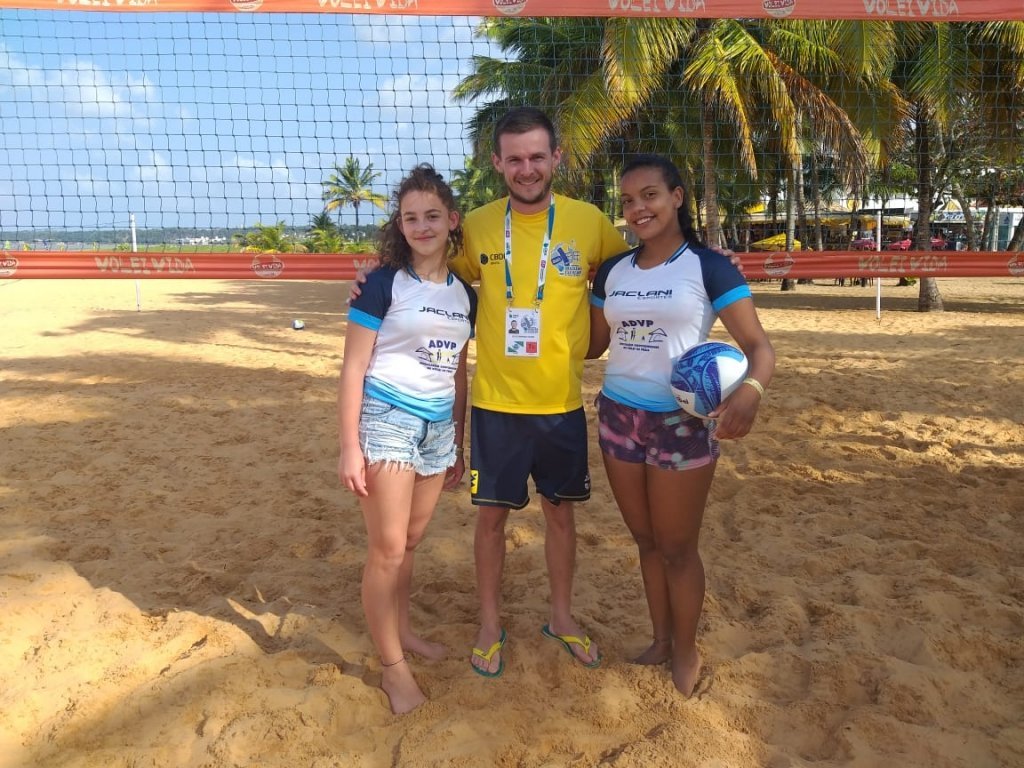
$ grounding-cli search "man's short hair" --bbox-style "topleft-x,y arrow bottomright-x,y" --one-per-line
493,107 -> 558,155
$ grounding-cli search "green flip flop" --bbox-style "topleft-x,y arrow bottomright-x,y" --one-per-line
471,628 -> 507,678
541,624 -> 601,669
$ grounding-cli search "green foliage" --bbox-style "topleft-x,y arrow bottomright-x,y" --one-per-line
451,156 -> 502,213
233,221 -> 307,254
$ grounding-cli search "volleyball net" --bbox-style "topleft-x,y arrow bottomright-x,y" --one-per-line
1,1 -> 1023,280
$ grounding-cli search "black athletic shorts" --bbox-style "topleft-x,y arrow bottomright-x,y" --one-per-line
469,406 -> 591,509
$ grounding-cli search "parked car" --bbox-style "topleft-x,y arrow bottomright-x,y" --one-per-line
850,237 -> 879,250
887,236 -> 947,251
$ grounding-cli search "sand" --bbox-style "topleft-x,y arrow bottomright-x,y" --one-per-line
1,276 -> 1022,768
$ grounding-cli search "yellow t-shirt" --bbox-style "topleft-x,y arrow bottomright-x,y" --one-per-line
451,194 -> 628,414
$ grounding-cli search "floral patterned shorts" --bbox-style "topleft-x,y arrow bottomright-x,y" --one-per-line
596,392 -> 719,471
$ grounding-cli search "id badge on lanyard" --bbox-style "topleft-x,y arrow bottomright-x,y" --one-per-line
503,197 -> 553,358
505,307 -> 540,357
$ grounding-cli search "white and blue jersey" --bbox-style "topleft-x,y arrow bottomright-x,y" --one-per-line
348,265 -> 477,422
591,243 -> 751,412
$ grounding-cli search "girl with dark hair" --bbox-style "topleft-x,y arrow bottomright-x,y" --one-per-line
588,154 -> 775,696
338,163 -> 477,713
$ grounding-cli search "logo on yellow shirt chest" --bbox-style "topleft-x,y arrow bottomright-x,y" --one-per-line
551,242 -> 583,277
479,242 -> 583,276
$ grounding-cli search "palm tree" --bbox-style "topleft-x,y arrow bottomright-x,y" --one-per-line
887,21 -> 1024,310
304,211 -> 344,253
450,155 -> 502,213
321,157 -> 387,228
455,18 -> 885,251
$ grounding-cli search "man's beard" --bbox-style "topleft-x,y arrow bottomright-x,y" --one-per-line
507,179 -> 552,208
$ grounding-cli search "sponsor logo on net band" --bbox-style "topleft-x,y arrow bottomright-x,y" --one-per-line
606,0 -> 708,13
1008,254 -> 1024,277
0,256 -> 18,278
494,0 -> 528,15
763,0 -> 796,18
763,252 -> 795,278
251,255 -> 285,278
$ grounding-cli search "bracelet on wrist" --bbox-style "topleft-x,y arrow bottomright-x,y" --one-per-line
742,377 -> 765,398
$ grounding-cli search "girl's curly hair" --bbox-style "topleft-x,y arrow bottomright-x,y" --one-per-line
377,164 -> 463,270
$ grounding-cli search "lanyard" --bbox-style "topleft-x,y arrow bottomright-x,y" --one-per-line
504,195 -> 555,306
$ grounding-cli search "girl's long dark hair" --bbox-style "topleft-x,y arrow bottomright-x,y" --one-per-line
621,154 -> 703,248
377,163 -> 463,270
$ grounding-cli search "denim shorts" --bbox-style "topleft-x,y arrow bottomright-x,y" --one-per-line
359,394 -> 457,477
596,392 -> 718,471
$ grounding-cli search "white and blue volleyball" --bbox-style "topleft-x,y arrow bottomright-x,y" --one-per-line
670,342 -> 749,419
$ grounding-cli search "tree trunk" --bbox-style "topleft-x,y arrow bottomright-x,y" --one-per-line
785,168 -> 797,249
810,145 -> 824,251
782,155 -> 798,291
918,278 -> 944,312
950,183 -> 978,251
980,176 -> 998,250
701,97 -> 723,248
988,205 -> 1001,251
914,104 -> 943,312
794,114 -> 807,249
1008,215 -> 1024,252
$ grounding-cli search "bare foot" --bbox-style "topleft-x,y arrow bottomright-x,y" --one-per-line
470,627 -> 505,676
671,647 -> 703,697
380,659 -> 426,715
632,638 -> 672,666
401,633 -> 448,662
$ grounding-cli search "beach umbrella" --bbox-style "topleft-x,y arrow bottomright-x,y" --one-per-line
750,233 -> 800,250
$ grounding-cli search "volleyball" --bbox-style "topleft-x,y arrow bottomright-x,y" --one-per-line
670,342 -> 750,419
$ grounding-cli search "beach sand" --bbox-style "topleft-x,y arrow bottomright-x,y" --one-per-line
1,276 -> 1022,768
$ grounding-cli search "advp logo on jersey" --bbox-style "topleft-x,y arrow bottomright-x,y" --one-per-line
415,340 -> 461,371
615,320 -> 668,351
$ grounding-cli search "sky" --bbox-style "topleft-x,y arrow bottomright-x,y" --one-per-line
0,10 -> 499,232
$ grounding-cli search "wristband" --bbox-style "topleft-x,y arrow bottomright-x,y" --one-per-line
742,377 -> 765,397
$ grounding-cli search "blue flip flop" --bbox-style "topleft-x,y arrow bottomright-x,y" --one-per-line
541,624 -> 601,669
471,628 -> 506,678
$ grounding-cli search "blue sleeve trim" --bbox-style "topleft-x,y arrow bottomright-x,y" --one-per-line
697,248 -> 749,310
590,295 -> 605,308
348,307 -> 382,331
349,267 -> 395,325
711,285 -> 752,312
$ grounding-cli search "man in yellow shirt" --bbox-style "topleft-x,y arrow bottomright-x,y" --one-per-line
350,108 -> 738,677
451,108 -> 626,676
